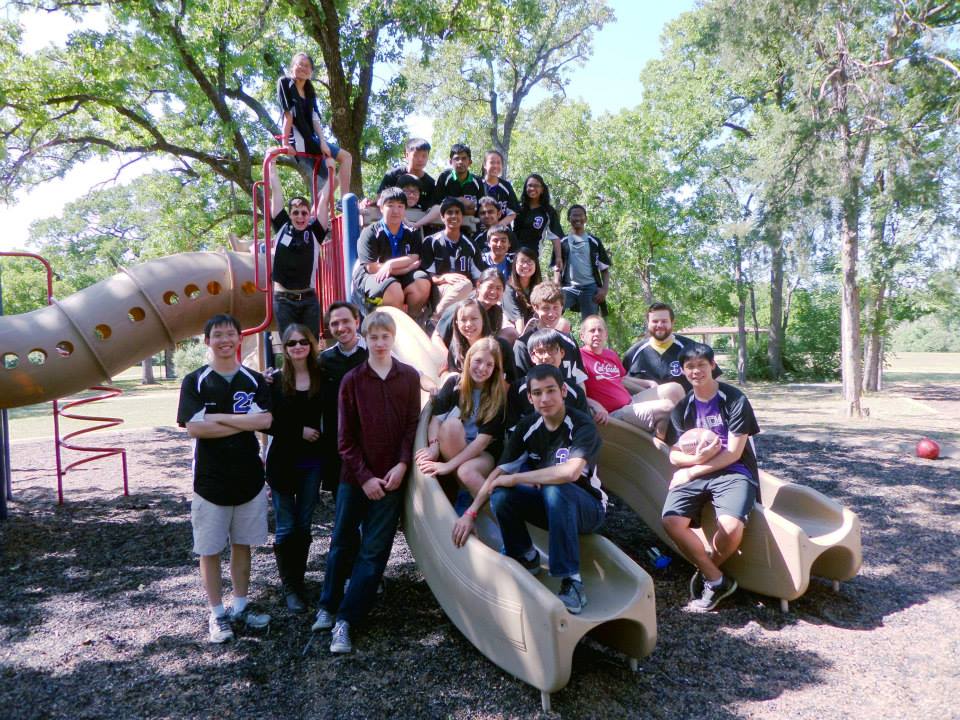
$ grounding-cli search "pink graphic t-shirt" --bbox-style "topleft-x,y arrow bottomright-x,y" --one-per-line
581,347 -> 632,412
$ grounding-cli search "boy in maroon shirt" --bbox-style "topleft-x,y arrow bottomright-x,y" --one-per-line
311,311 -> 420,653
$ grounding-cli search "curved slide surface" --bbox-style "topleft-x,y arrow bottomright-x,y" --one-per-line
597,418 -> 862,604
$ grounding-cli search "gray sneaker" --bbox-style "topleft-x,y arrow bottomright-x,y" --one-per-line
558,578 -> 587,614
687,575 -> 738,612
229,605 -> 271,629
518,549 -> 542,576
312,607 -> 335,632
330,620 -> 352,653
208,613 -> 234,643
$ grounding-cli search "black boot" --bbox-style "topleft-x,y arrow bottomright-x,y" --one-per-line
273,538 -> 307,613
293,530 -> 312,601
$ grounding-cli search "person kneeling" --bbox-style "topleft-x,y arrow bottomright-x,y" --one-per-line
415,337 -> 507,502
661,343 -> 761,613
452,365 -> 605,615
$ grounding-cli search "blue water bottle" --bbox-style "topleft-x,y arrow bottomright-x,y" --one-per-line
646,547 -> 672,569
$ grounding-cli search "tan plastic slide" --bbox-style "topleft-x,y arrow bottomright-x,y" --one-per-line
597,418 -> 862,610
378,308 -> 657,710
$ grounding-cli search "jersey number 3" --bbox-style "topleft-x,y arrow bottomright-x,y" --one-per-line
233,391 -> 255,414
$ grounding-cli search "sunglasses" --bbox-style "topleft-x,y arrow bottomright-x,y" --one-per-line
285,339 -> 311,348
290,209 -> 310,217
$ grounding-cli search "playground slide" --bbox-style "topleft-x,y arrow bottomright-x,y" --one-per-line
378,308 -> 656,708
597,419 -> 862,608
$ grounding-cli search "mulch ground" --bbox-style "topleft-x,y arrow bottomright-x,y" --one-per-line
1,384 -> 958,719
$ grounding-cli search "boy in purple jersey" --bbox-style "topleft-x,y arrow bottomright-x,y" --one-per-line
661,343 -> 760,613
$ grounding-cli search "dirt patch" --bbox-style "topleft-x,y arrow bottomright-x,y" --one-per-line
1,383 -> 959,719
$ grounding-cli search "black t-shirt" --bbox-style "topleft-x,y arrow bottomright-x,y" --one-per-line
318,341 -> 369,461
277,77 -> 323,154
447,335 -> 518,384
378,167 -> 436,212
265,385 -> 324,492
271,209 -> 326,289
177,365 -> 272,506
668,382 -> 761,490
514,206 -> 563,254
432,374 -> 506,458
436,299 -> 504,347
499,407 -> 605,503
421,231 -> 481,281
506,374 -> 589,432
433,169 -> 483,211
480,178 -> 520,216
514,326 -> 587,385
622,334 -> 721,393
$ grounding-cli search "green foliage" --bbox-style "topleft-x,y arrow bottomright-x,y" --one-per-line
174,339 -> 209,376
891,315 -> 960,353
783,289 -> 842,380
0,258 -> 50,315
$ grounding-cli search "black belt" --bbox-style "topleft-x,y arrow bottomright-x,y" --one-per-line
275,289 -> 316,301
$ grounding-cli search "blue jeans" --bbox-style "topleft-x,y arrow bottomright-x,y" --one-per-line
319,482 -> 402,625
272,466 -> 322,543
491,483 -> 605,577
562,284 -> 599,320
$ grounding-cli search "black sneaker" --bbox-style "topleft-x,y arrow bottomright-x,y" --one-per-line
558,578 -> 587,614
687,575 -> 738,612
518,550 -> 542,576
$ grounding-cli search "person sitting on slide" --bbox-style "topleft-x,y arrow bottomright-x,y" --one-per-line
472,197 -> 509,257
433,268 -> 515,351
412,143 -> 483,230
267,158 -> 328,339
475,224 -> 515,279
442,298 -> 518,384
452,364 -> 605,615
352,187 -> 431,317
579,315 -> 685,437
502,247 -> 542,335
377,137 -> 435,212
420,197 -> 481,324
278,52 -> 352,205
661,343 -> 761,613
514,281 -> 582,383
506,328 -> 589,433
415,337 -> 507,500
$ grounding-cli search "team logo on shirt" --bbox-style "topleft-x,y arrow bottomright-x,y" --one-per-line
233,391 -> 255,413
669,360 -> 682,376
533,216 -> 544,230
555,447 -> 570,464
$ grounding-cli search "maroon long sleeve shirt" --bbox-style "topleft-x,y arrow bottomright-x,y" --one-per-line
337,359 -> 421,486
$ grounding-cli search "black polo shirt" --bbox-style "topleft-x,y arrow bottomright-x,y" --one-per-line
506,374 -> 589,432
421,231 -> 481,281
177,364 -> 271,506
480,178 -> 520,216
514,326 -> 587,385
271,209 -> 326,289
432,169 -> 483,211
356,221 -> 422,269
622,334 -> 721,393
499,407 -> 605,504
378,167 -> 436,212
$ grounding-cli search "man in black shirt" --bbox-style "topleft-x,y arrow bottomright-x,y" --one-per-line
377,138 -> 436,212
177,314 -> 274,643
412,143 -> 483,230
268,161 -> 329,338
452,365 -> 605,615
318,302 -> 368,494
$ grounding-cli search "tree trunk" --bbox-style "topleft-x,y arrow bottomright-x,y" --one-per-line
164,346 -> 176,379
141,357 -> 157,385
734,239 -> 748,384
749,282 -> 760,343
768,233 -> 785,379
839,207 -> 862,415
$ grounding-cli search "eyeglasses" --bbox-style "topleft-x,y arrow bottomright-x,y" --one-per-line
285,339 -> 311,348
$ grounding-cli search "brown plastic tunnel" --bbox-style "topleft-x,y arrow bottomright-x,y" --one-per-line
0,251 -> 267,410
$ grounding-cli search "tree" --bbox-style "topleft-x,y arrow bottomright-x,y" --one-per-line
407,0 -> 612,169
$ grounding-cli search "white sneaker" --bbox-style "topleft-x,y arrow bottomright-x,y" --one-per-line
229,605 -> 271,629
208,613 -> 234,643
330,620 -> 352,653
312,608 -> 335,632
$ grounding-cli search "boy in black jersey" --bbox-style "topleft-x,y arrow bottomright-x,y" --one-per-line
352,187 -> 431,316
453,365 -> 605,615
412,143 -> 483,230
421,197 -> 480,322
514,282 -> 586,384
268,160 -> 328,338
177,314 -> 274,643
377,138 -> 435,212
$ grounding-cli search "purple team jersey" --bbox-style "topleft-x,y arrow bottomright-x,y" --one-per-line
695,395 -> 753,480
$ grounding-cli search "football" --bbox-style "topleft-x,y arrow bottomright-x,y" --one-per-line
677,427 -> 720,456
916,437 -> 940,460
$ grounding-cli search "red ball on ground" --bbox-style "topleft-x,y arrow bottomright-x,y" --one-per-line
916,437 -> 940,460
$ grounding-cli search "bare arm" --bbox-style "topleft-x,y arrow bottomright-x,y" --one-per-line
412,204 -> 442,229
622,376 -> 656,393
186,420 -> 241,439
681,433 -> 749,480
500,457 -> 587,487
268,160 -> 285,218
280,112 -> 293,151
205,412 -> 274,432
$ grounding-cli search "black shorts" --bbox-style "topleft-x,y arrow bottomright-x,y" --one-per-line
661,473 -> 757,528
359,269 -> 429,300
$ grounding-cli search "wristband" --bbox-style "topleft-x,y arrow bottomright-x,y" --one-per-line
464,509 -> 478,520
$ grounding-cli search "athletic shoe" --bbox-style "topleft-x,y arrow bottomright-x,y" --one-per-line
311,608 -> 335,632
558,578 -> 587,614
687,575 -> 738,613
208,613 -> 234,644
689,570 -> 704,601
330,620 -> 352,653
518,550 -> 542,576
229,605 -> 271,629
